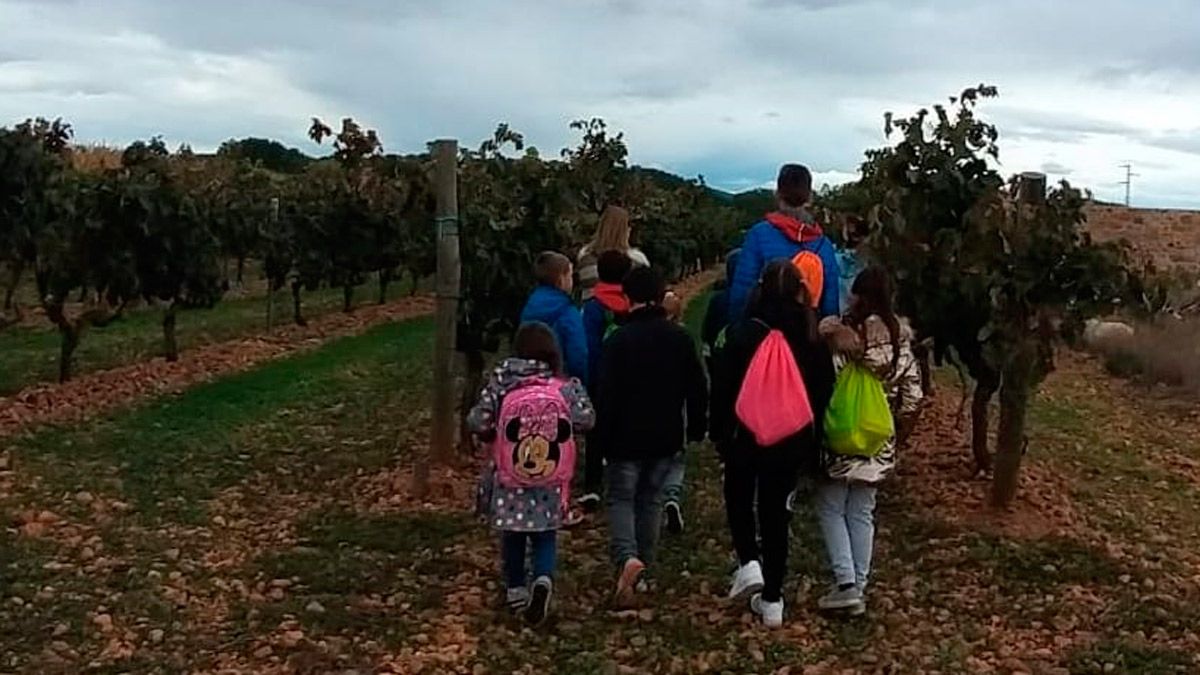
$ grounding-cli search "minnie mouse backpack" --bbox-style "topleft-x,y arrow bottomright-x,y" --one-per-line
494,378 -> 577,492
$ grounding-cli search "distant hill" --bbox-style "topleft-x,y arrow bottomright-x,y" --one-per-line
731,188 -> 774,216
217,137 -> 313,174
628,165 -> 747,205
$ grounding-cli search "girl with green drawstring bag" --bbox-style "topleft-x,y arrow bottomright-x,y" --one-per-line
813,267 -> 925,619
823,362 -> 894,457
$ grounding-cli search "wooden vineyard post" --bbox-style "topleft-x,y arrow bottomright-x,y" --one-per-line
990,171 -> 1046,508
416,139 -> 460,497
266,196 -> 280,331
1017,171 -> 1047,204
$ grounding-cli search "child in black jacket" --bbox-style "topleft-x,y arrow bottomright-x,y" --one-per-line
595,266 -> 708,607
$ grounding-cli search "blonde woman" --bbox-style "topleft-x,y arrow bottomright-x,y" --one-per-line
577,205 -> 650,300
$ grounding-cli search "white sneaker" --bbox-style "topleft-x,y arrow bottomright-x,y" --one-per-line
750,593 -> 784,628
664,501 -> 684,534
728,560 -> 764,600
577,492 -> 602,512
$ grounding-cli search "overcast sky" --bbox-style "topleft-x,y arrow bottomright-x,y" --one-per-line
3,0 -> 1200,207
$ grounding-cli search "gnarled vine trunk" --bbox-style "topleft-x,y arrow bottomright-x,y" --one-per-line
458,349 -> 487,454
265,279 -> 276,331
343,284 -> 354,313
45,300 -> 124,383
162,302 -> 179,362
991,339 -> 1038,508
291,280 -> 307,327
378,269 -> 392,304
4,261 -> 23,311
971,367 -> 1001,475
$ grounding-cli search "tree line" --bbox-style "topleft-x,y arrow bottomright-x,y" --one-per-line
0,116 -> 747,384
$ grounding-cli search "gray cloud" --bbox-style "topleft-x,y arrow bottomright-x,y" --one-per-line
1,0 -> 1199,207
1140,130 -> 1200,157
1040,161 -> 1073,176
993,106 -> 1142,145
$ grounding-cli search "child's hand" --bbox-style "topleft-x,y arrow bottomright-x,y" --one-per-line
826,323 -> 864,358
663,291 -> 682,322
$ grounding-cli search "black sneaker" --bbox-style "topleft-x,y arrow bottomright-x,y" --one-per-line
665,501 -> 684,535
577,492 -> 602,513
525,576 -> 553,626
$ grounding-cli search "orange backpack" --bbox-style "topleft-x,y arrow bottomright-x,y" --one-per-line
791,248 -> 824,309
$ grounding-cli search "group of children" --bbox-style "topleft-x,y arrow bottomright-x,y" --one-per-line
469,163 -> 924,629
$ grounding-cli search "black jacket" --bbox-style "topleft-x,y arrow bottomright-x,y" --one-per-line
710,311 -> 836,471
595,306 -> 708,461
701,251 -> 741,348
702,283 -> 730,349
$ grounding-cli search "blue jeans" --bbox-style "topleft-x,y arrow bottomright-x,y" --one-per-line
813,480 -> 878,588
662,452 -> 686,504
607,458 -> 672,567
500,530 -> 557,589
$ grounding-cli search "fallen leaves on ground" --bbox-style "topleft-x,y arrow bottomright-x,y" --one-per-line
3,278 -> 1199,673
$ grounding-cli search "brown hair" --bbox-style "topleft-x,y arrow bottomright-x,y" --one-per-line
747,259 -> 818,343
776,164 -> 813,208
513,322 -> 563,374
590,205 -> 632,253
597,249 -> 633,284
534,251 -> 572,287
848,266 -> 901,373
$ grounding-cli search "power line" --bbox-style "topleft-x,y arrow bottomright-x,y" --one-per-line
1118,163 -> 1139,206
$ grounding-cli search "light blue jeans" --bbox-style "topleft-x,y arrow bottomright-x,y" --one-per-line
813,480 -> 879,588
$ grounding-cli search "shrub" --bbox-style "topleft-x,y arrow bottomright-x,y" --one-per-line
1099,317 -> 1200,392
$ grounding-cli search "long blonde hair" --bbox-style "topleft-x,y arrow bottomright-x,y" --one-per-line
589,205 -> 631,253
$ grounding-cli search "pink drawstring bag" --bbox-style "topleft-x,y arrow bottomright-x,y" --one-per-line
735,327 -> 814,446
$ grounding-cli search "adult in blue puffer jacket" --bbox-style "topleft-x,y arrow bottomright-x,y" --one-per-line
520,251 -> 589,387
728,164 -> 840,322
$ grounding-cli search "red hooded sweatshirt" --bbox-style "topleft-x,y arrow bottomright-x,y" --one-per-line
592,281 -> 630,314
765,211 -> 825,243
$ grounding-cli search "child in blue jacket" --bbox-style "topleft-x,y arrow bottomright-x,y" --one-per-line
520,251 -> 589,387
728,164 -> 840,322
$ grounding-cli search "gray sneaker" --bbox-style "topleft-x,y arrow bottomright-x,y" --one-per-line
505,586 -> 530,614
818,585 -> 864,612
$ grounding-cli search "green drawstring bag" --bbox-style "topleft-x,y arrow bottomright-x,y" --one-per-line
824,363 -> 895,457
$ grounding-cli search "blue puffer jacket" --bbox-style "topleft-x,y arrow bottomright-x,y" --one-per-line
728,212 -> 841,322
519,285 -> 589,386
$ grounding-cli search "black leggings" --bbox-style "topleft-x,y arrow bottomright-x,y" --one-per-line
723,442 -> 802,602
584,431 -> 604,494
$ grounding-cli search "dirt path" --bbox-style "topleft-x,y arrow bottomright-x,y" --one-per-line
898,377 -> 1084,540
